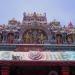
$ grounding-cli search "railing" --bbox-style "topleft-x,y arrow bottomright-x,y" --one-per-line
0,44 -> 75,51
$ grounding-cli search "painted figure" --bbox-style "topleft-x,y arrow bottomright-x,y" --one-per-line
0,33 -> 3,43
39,33 -> 45,44
56,34 -> 63,44
67,34 -> 73,44
7,33 -> 14,44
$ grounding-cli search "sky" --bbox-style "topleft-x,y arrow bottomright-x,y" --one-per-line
0,0 -> 75,26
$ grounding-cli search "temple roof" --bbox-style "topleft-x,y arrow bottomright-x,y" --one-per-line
68,21 -> 74,29
8,18 -> 17,25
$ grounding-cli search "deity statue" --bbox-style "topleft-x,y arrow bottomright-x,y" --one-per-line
0,33 -> 3,43
32,30 -> 37,39
32,30 -> 37,43
39,33 -> 45,44
67,34 -> 73,44
7,33 -> 14,44
56,34 -> 63,44
29,29 -> 33,43
24,32 -> 30,43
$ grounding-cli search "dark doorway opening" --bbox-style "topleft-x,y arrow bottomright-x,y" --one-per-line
10,66 -> 61,75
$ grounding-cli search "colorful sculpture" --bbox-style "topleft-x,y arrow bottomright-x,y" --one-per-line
7,33 -> 14,44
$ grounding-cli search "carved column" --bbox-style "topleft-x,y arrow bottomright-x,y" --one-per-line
62,66 -> 69,75
1,66 -> 10,75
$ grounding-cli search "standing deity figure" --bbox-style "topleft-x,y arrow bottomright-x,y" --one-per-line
25,32 -> 30,43
7,33 -> 14,44
56,34 -> 63,44
32,30 -> 37,43
67,35 -> 73,44
39,33 -> 45,44
29,29 -> 33,43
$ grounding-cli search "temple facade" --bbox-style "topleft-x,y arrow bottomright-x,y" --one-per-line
0,12 -> 75,44
0,12 -> 75,75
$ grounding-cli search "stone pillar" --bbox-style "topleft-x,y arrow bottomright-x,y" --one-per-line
1,66 -> 10,75
62,66 -> 69,75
